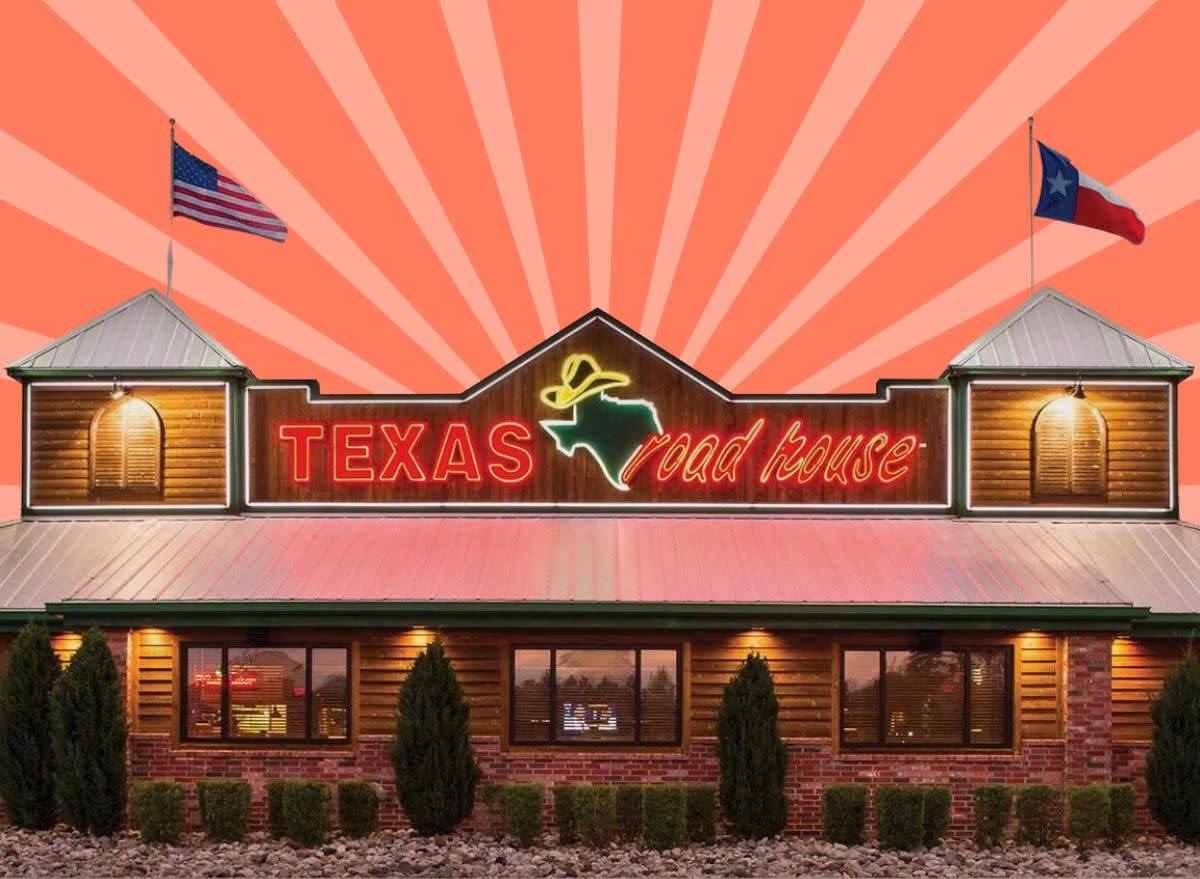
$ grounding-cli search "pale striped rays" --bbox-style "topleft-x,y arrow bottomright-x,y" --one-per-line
639,0 -> 760,339
278,0 -> 519,360
579,0 -> 623,311
0,128 -> 403,393
0,324 -> 50,367
440,0 -> 559,337
799,127 -> 1200,394
45,0 -> 479,385
680,0 -> 923,363
717,0 -> 1155,389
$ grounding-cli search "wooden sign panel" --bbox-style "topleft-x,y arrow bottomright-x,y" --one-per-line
246,315 -> 950,511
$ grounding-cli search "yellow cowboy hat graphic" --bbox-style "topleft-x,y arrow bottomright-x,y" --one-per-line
539,353 -> 631,410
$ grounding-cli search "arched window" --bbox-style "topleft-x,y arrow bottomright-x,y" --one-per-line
1032,394 -> 1107,501
89,396 -> 163,496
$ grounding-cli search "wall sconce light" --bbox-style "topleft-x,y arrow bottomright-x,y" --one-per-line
1065,377 -> 1085,400
110,379 -> 128,400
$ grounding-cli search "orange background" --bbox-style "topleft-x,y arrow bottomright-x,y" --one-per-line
2,0 -> 1198,518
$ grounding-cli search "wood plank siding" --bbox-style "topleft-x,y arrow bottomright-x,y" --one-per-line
28,385 -> 227,508
1111,637 -> 1188,742
969,384 -> 1171,509
129,629 -> 1062,747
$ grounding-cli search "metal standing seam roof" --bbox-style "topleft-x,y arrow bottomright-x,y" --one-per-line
947,287 -> 1192,374
0,515 -> 1156,610
7,289 -> 244,372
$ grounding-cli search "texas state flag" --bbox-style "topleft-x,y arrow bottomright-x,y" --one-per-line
1035,142 -> 1144,244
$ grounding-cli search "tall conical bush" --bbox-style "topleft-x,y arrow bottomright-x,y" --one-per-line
50,627 -> 128,835
0,622 -> 60,828
1146,647 -> 1200,843
391,636 -> 478,835
716,651 -> 788,838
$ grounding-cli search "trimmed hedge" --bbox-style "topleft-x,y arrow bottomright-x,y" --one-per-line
482,783 -> 544,847
283,780 -> 333,848
1016,784 -> 1063,847
1107,783 -> 1136,849
130,781 -> 183,844
1068,785 -> 1110,851
920,785 -> 952,848
822,785 -> 867,845
973,784 -> 1014,849
338,781 -> 379,839
615,784 -> 645,842
573,785 -> 617,847
196,780 -> 251,843
553,785 -> 579,844
643,785 -> 687,851
685,785 -> 717,844
266,780 -> 289,839
875,786 -> 926,851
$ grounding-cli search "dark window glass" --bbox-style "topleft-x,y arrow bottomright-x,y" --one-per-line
639,649 -> 679,743
182,645 -> 349,743
841,650 -> 880,745
312,648 -> 350,741
840,647 -> 1009,749
512,649 -> 552,743
511,647 -> 680,745
185,647 -> 223,739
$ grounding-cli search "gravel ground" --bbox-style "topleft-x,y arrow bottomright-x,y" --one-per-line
2,829 -> 1200,878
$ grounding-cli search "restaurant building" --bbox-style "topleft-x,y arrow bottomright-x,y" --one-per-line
2,285 -> 1198,835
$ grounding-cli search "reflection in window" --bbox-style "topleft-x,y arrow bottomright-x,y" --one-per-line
1033,394 -> 1107,500
182,645 -> 349,742
511,647 -> 680,745
89,396 -> 163,496
840,647 -> 1010,749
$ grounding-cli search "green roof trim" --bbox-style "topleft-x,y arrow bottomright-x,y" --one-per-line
46,600 -> 1147,631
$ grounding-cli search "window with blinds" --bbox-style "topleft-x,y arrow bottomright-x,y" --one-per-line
1033,395 -> 1107,500
510,647 -> 681,745
89,396 -> 163,496
840,647 -> 1011,749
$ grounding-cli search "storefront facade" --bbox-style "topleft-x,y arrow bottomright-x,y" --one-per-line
2,286 -> 1198,835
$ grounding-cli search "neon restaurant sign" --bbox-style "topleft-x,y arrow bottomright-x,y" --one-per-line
244,314 -> 951,511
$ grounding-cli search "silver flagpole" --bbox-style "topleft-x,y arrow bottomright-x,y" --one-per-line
167,117 -> 175,300
1028,115 -> 1034,298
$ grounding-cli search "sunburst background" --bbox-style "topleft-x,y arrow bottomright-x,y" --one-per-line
2,0 -> 1198,519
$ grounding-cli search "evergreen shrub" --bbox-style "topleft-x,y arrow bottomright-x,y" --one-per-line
266,780 -> 289,839
337,780 -> 379,838
482,783 -> 544,847
973,784 -> 1014,848
920,785 -> 952,848
716,652 -> 788,838
391,637 -> 478,835
1068,785 -> 1110,851
573,784 -> 617,847
1107,783 -> 1136,848
130,781 -> 183,844
50,627 -> 127,835
1015,784 -> 1063,847
615,784 -> 645,841
0,621 -> 59,829
822,784 -> 867,845
642,785 -> 687,851
1145,649 -> 1200,843
553,785 -> 579,843
196,779 -> 251,842
685,785 -> 717,844
875,786 -> 926,851
283,780 -> 332,848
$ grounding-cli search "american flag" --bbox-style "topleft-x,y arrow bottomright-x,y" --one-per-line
172,142 -> 287,242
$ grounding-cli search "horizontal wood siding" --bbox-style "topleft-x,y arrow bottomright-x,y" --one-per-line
969,385 -> 1170,508
1112,637 -> 1187,742
691,632 -> 832,738
353,632 -> 502,737
132,630 -> 176,734
1016,632 -> 1062,740
28,386 -> 227,507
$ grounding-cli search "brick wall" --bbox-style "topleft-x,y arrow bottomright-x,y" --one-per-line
1064,633 -> 1113,785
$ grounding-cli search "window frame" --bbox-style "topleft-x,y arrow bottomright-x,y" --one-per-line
838,645 -> 1014,751
508,644 -> 684,747
179,642 -> 352,746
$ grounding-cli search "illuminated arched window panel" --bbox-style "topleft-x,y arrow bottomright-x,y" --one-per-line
1032,394 -> 1107,501
89,396 -> 163,496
